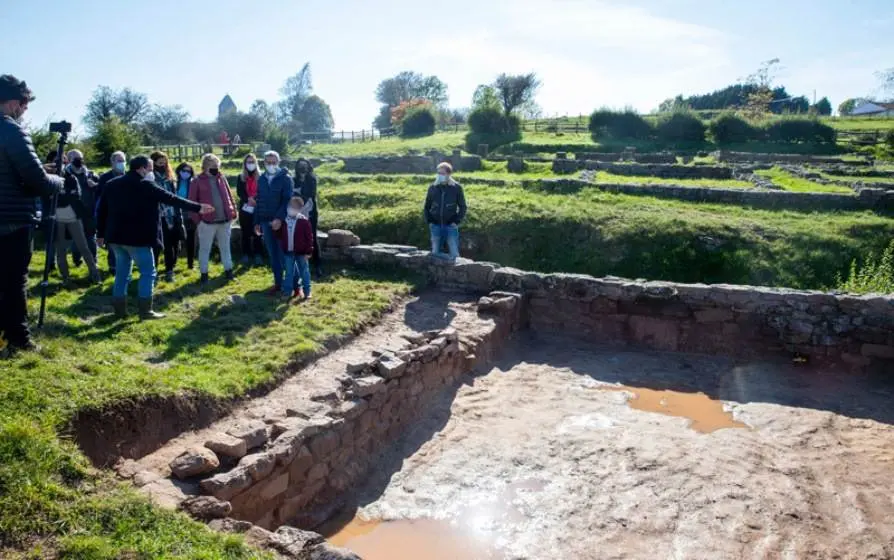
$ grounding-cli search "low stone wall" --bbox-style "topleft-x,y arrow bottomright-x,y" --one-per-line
571,152 -> 678,164
346,244 -> 894,374
539,177 -> 894,212
171,293 -> 524,530
341,152 -> 482,174
716,151 -> 870,166
552,159 -> 732,179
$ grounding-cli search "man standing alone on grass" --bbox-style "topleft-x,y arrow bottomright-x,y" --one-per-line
0,75 -> 63,357
424,162 -> 467,260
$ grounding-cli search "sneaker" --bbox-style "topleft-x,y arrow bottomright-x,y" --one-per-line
292,289 -> 304,300
200,273 -> 209,288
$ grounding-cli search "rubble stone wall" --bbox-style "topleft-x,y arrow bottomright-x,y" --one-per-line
346,244 -> 894,374
341,153 -> 483,174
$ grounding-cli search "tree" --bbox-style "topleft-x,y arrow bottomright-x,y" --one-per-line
91,117 -> 140,162
375,71 -> 448,107
471,85 -> 501,111
875,67 -> 894,101
812,97 -> 832,116
745,58 -> 781,89
372,105 -> 392,130
218,111 -> 265,142
83,86 -> 149,133
143,104 -> 190,143
838,98 -> 858,115
280,63 -> 313,114
296,95 -> 334,132
493,73 -> 541,116
249,99 -> 276,129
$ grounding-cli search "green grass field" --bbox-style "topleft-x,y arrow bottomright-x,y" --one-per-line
754,167 -> 854,193
318,178 -> 894,290
589,170 -> 753,188
0,258 -> 414,558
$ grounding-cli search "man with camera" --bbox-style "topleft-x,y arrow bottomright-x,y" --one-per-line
0,75 -> 64,356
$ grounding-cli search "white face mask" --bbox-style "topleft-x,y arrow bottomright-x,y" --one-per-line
142,170 -> 156,182
266,164 -> 278,175
287,208 -> 300,218
246,162 -> 257,172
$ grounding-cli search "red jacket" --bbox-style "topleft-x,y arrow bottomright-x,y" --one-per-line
273,215 -> 313,255
188,173 -> 236,224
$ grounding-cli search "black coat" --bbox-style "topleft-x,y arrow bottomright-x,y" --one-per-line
0,115 -> 63,230
294,172 -> 318,222
97,171 -> 201,248
424,181 -> 467,226
58,169 -> 89,222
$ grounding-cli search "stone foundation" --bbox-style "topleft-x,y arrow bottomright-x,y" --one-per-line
341,152 -> 482,174
716,151 -> 871,166
552,159 -> 733,179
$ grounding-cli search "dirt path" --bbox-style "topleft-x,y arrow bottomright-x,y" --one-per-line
333,334 -> 894,560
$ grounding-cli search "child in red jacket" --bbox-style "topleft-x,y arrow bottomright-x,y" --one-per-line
273,196 -> 313,300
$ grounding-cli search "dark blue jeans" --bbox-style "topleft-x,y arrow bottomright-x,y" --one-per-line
260,222 -> 284,288
429,223 -> 460,259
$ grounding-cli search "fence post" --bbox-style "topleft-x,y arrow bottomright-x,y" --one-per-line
362,130 -> 366,142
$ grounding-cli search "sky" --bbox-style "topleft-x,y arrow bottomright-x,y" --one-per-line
2,0 -> 892,135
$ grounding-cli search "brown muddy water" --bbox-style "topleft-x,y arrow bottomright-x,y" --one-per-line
322,336 -> 894,559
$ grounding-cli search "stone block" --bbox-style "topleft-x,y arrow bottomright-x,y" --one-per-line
309,431 -> 340,461
288,446 -> 315,482
180,495 -> 232,521
132,470 -> 161,487
329,398 -> 369,420
344,358 -> 371,375
239,452 -> 276,481
169,446 -> 220,479
227,420 -> 269,451
628,316 -> 680,352
377,354 -> 408,379
267,526 -> 325,557
205,433 -> 248,459
201,467 -> 253,501
306,462 -> 330,484
694,308 -> 735,323
259,472 -> 290,501
352,376 -> 386,397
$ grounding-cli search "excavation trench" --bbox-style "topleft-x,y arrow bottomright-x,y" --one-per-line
114,289 -> 894,559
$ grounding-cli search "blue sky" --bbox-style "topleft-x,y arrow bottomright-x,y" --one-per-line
3,0 -> 892,135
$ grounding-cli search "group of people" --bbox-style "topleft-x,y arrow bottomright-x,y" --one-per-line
0,73 -> 468,357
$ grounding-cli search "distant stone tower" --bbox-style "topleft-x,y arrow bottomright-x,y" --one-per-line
218,94 -> 237,117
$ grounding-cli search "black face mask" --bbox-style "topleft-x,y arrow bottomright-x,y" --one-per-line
298,165 -> 308,173
72,157 -> 83,168
209,168 -> 219,176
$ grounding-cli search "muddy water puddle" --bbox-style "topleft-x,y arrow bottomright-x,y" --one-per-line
597,384 -> 749,433
323,479 -> 546,559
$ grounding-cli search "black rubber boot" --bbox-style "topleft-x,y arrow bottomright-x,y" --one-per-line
112,297 -> 127,319
138,297 -> 165,320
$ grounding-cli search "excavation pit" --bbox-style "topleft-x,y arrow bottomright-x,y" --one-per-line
106,247 -> 893,559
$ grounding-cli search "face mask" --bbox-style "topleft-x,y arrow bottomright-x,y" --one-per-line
298,165 -> 308,174
266,164 -> 278,175
12,102 -> 26,122
113,161 -> 125,173
179,171 -> 191,180
435,173 -> 448,184
245,163 -> 257,172
142,170 -> 156,182
72,158 -> 83,169
208,168 -> 219,176
287,208 -> 300,218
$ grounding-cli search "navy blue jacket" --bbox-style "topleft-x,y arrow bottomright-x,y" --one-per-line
254,168 -> 293,226
0,115 -> 63,230
97,171 -> 201,248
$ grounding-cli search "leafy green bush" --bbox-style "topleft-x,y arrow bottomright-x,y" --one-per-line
654,110 -> 706,143
588,109 -> 653,141
708,113 -> 758,144
89,117 -> 140,164
838,239 -> 894,294
265,128 -> 290,155
465,107 -> 521,151
762,117 -> 836,144
885,129 -> 894,149
399,106 -> 437,138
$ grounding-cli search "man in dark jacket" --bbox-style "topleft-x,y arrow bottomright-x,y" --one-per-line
423,162 -> 467,260
0,75 -> 64,356
65,149 -> 100,267
97,155 -> 213,320
95,151 -> 127,274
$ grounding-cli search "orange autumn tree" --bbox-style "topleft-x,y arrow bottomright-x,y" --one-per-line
390,98 -> 432,126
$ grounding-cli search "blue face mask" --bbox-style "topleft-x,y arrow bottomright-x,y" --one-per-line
179,171 -> 191,180
113,161 -> 125,173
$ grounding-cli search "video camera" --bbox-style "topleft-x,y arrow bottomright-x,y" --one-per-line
49,120 -> 72,134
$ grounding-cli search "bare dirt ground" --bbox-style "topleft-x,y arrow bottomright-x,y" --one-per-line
332,334 -> 894,560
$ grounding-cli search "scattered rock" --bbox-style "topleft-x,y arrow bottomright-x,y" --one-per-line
227,420 -> 269,450
352,376 -> 386,397
205,433 -> 248,459
268,526 -> 324,557
326,229 -> 361,248
344,358 -> 370,375
169,446 -> 220,479
378,354 -> 408,379
201,467 -> 253,501
239,452 -> 276,481
132,470 -> 161,487
180,495 -> 232,520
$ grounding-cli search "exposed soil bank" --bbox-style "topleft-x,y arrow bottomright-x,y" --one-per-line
330,334 -> 894,559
